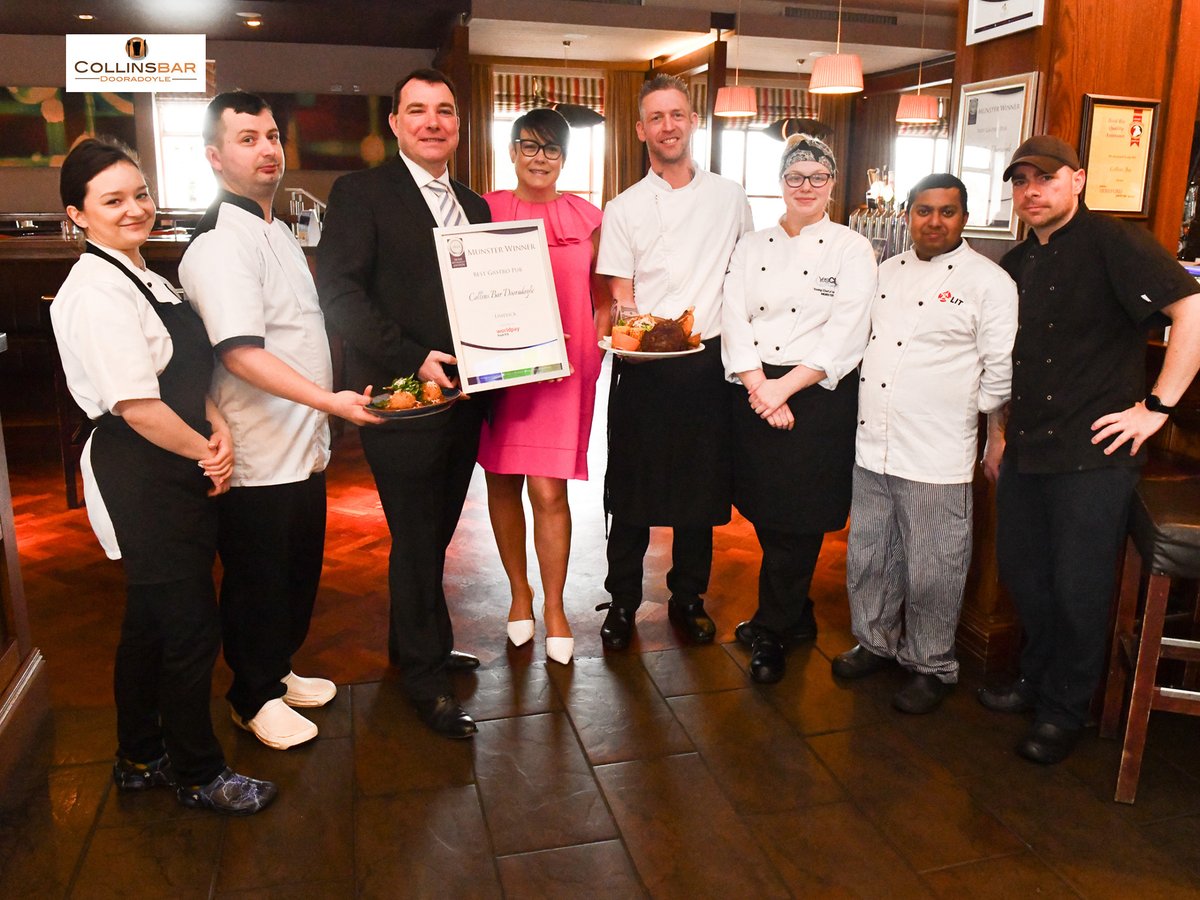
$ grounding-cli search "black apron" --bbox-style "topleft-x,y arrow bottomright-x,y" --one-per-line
85,244 -> 218,585
604,337 -> 732,527
730,362 -> 858,534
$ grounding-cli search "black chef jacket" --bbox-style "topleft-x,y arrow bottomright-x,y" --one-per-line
1000,205 -> 1198,473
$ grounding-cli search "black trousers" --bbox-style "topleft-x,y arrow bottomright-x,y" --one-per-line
217,474 -> 327,720
749,525 -> 824,634
116,574 -> 225,786
604,518 -> 713,610
996,460 -> 1140,729
361,403 -> 483,702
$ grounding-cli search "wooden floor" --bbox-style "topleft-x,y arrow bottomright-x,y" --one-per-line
2,365 -> 1200,898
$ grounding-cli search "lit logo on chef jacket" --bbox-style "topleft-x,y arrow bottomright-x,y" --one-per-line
448,237 -> 467,269
938,290 -> 963,306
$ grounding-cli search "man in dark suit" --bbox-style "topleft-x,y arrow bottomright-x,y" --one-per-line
317,68 -> 491,738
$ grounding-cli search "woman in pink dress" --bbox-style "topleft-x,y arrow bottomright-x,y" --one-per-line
478,108 -> 608,664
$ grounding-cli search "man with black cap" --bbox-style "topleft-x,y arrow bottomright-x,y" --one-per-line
979,135 -> 1200,764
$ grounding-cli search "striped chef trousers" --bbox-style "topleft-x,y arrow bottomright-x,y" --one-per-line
845,464 -> 973,681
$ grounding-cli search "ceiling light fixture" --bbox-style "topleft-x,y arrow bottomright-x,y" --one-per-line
532,41 -> 605,128
714,0 -> 757,118
808,0 -> 863,95
237,11 -> 263,28
896,0 -> 940,124
76,13 -> 96,20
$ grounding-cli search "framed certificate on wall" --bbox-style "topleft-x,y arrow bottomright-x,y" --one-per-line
965,0 -> 1045,46
434,219 -> 570,393
952,72 -> 1040,239
1079,94 -> 1160,217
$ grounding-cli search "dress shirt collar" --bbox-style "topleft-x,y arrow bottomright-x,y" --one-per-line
398,149 -> 452,191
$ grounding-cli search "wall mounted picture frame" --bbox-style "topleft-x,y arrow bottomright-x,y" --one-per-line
1079,94 -> 1159,217
965,0 -> 1045,46
952,71 -> 1040,239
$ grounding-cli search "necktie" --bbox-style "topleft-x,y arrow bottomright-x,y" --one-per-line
425,180 -> 465,227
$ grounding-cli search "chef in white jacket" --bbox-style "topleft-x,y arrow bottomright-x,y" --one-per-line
832,173 -> 1017,715
722,134 -> 876,685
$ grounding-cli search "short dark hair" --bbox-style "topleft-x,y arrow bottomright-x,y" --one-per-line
203,91 -> 272,145
906,173 -> 968,214
638,73 -> 691,119
392,68 -> 457,115
60,137 -> 141,211
510,108 -> 570,156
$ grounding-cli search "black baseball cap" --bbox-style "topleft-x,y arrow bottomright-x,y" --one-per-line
1002,135 -> 1082,181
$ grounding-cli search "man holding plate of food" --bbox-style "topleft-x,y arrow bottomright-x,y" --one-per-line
594,73 -> 753,650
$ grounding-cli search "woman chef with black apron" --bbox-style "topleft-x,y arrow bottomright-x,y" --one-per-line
51,138 -> 275,815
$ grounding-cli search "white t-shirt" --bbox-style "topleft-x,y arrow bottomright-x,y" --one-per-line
856,241 -> 1018,484
179,197 -> 332,488
721,216 -> 877,389
596,167 -> 752,338
51,241 -> 190,559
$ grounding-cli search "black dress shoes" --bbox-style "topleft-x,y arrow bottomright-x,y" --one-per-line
597,602 -> 635,650
1016,721 -> 1080,765
831,644 -> 895,679
749,634 -> 786,684
446,650 -> 480,671
977,677 -> 1035,714
735,603 -> 817,649
414,694 -> 477,739
892,672 -> 952,714
668,596 -> 716,644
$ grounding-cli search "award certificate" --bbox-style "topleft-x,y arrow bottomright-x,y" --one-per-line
434,219 -> 569,393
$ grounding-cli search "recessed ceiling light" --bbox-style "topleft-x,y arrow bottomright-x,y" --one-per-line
77,13 -> 96,20
237,11 -> 263,27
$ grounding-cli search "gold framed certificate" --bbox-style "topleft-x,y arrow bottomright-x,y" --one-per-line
434,219 -> 569,393
1080,95 -> 1159,218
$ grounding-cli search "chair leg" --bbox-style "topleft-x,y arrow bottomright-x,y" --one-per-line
1101,538 -> 1142,739
1115,572 -> 1170,804
1184,580 -> 1200,691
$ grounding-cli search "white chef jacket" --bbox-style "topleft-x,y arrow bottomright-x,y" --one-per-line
722,216 -> 877,390
179,195 -> 332,488
597,167 -> 752,338
856,240 -> 1018,484
51,240 -> 190,559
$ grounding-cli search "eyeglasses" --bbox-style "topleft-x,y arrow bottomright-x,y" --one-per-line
782,172 -> 833,188
514,139 -> 563,160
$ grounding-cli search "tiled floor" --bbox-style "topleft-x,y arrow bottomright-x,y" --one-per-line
3,367 -> 1200,898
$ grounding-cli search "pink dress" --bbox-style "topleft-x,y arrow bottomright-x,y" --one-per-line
477,191 -> 604,480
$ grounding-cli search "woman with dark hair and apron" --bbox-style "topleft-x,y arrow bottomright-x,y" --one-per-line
722,135 -> 877,685
51,138 -> 275,815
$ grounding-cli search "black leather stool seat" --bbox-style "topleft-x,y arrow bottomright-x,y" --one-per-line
1129,478 -> 1200,579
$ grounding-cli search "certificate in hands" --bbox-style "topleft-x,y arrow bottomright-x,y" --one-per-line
434,219 -> 569,393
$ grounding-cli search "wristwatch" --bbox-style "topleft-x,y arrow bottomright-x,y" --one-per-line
1145,393 -> 1175,415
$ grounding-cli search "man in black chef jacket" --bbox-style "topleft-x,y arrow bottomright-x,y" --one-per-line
980,135 -> 1200,764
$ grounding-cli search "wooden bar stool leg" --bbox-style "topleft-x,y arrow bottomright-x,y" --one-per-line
1115,571 -> 1170,804
1185,580 -> 1200,691
1101,537 -> 1142,739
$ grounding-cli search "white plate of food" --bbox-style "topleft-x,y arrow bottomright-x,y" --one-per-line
366,377 -> 461,419
598,337 -> 706,359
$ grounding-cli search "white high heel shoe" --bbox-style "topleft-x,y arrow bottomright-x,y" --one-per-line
545,636 -> 574,665
507,619 -> 535,647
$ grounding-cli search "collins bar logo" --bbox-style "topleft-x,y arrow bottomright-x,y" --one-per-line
66,34 -> 206,92
125,37 -> 149,60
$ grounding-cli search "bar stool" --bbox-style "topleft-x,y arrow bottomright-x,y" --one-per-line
39,295 -> 90,509
1100,476 -> 1200,804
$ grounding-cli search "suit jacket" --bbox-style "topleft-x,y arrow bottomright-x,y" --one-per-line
317,155 -> 491,393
